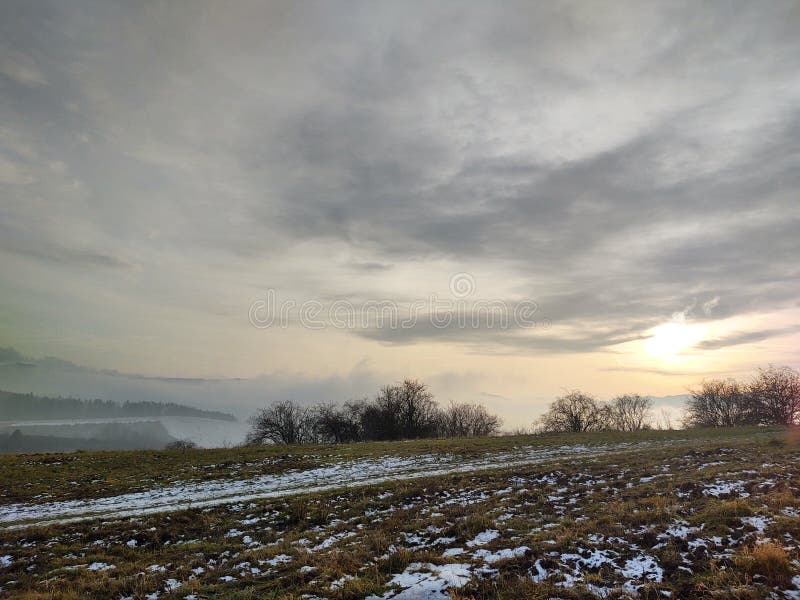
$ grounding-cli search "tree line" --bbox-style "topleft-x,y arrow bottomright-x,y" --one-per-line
535,391 -> 656,433
683,365 -> 800,428
246,364 -> 800,445
246,379 -> 502,445
535,364 -> 800,433
0,390 -> 237,422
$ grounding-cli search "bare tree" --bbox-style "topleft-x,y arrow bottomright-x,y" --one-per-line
440,401 -> 502,437
247,380 -> 503,445
361,379 -> 442,440
312,402 -> 362,443
749,365 -> 800,425
360,385 -> 403,441
538,391 -> 605,433
343,398 -> 380,442
684,379 -> 753,428
607,394 -> 652,431
246,400 -> 316,445
396,379 -> 442,439
470,405 -> 502,436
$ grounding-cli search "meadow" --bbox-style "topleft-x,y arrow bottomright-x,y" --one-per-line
1,427 -> 798,599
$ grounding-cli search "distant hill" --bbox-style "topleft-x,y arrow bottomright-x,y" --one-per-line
0,421 -> 175,453
0,389 -> 237,422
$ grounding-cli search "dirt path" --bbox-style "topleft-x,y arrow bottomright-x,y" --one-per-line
0,440 -> 675,529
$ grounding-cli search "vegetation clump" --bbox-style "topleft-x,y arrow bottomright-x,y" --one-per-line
246,379 -> 502,445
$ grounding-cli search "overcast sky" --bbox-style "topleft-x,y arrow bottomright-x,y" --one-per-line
1,1 -> 798,424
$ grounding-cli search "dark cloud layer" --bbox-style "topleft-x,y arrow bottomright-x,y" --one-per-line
0,0 -> 798,365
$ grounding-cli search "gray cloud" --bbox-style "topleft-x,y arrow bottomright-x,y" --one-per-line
695,326 -> 800,351
0,233 -> 131,269
0,0 -> 798,364
349,261 -> 394,272
355,315 -> 648,355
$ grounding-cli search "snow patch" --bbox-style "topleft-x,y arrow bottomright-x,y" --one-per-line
473,546 -> 529,564
620,554 -> 663,582
703,480 -> 749,498
741,515 -> 770,535
466,530 -> 499,547
367,563 -> 472,600
265,554 -> 293,567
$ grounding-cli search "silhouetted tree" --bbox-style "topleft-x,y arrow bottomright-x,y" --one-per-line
440,401 -> 502,437
607,394 -> 652,431
246,400 -> 315,445
247,380 -> 503,445
749,365 -> 800,425
361,379 -> 441,440
538,391 -> 605,433
396,379 -> 441,439
684,379 -> 753,428
312,402 -> 362,443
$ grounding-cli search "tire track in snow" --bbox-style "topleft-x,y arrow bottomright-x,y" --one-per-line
1,440 -> 679,529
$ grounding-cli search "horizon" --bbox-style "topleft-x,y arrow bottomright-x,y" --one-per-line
2,2 -> 799,430
0,345 -> 767,430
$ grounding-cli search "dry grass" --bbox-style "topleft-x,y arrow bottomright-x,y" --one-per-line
736,541 -> 793,587
1,428 -> 798,599
0,426 -> 775,504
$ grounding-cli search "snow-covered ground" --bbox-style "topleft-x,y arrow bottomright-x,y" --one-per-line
0,440 -> 672,529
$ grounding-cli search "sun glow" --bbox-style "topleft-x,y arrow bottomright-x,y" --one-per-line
643,321 -> 707,361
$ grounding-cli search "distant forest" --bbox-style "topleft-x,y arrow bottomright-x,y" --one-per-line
0,390 -> 236,422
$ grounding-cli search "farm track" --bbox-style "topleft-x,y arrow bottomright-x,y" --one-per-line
0,439 -> 677,529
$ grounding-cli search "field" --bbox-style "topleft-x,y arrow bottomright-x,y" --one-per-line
1,428 -> 799,599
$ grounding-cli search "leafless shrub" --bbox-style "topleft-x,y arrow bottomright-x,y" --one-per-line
440,401 -> 502,437
684,378 -> 753,428
312,402 -> 361,443
246,380 -> 502,445
537,390 -> 606,433
356,379 -> 441,440
606,394 -> 652,431
246,400 -> 316,445
749,365 -> 800,425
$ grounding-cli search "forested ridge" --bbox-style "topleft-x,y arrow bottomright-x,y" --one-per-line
0,390 -> 236,422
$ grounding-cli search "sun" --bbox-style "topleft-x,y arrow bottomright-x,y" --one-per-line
643,321 -> 706,361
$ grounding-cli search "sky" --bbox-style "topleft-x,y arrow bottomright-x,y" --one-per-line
1,1 -> 799,426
